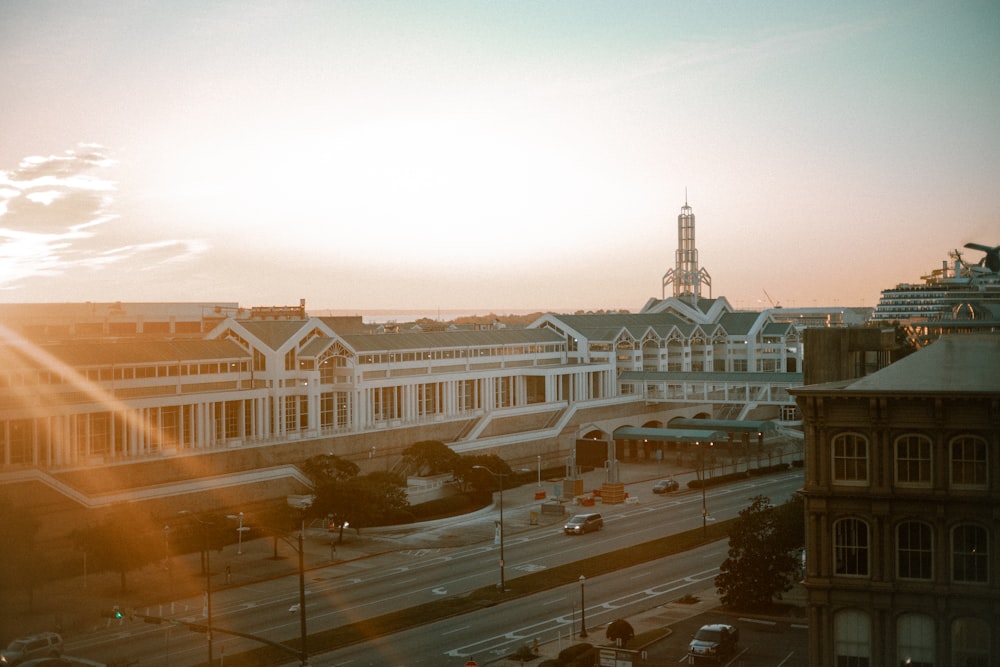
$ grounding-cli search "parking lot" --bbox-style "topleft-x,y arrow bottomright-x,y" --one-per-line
641,610 -> 808,666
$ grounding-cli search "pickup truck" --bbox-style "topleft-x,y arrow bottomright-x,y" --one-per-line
687,623 -> 739,663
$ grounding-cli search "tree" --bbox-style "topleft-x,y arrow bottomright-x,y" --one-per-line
715,494 -> 803,610
0,493 -> 48,610
302,453 -> 359,485
311,470 -> 410,540
606,619 -> 635,647
72,503 -> 162,593
402,440 -> 460,476
454,453 -> 513,492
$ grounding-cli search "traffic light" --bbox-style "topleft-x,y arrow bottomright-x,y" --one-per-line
114,606 -> 123,619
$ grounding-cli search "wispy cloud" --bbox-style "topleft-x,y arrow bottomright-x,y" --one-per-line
0,145 -> 208,291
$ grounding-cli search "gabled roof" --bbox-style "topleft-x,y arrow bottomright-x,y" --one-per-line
794,334 -> 1000,394
762,321 -> 794,336
539,312 -> 691,342
340,327 -> 564,353
718,311 -> 763,336
232,320 -> 313,350
2,339 -> 248,371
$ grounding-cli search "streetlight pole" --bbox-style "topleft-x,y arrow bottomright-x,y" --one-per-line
697,442 -> 713,537
537,455 -> 541,487
473,465 -> 505,592
579,575 -> 587,638
287,495 -> 314,666
178,511 -> 213,666
227,512 -> 245,555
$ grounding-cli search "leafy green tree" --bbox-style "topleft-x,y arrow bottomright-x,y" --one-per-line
715,494 -> 803,610
402,440 -> 460,476
606,619 -> 635,647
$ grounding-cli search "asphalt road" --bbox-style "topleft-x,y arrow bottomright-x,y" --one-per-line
65,470 -> 804,666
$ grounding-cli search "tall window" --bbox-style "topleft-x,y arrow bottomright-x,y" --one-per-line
951,618 -> 991,667
896,614 -> 934,667
319,394 -> 334,429
834,518 -> 870,576
457,380 -> 478,412
417,383 -> 438,417
161,407 -> 179,447
833,433 -> 869,483
835,609 -> 871,667
335,392 -> 350,427
895,434 -> 932,486
952,524 -> 989,583
950,436 -> 987,488
283,396 -> 298,432
897,521 -> 933,580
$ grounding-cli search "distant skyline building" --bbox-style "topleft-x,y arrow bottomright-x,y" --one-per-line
662,196 -> 712,304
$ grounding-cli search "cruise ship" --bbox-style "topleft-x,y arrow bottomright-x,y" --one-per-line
869,242 -> 1000,330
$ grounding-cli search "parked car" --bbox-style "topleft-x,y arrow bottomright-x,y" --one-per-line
563,513 -> 603,534
0,633 -> 63,666
687,623 -> 739,663
652,478 -> 679,493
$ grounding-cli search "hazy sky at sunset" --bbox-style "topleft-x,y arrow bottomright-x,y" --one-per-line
1,1 -> 997,313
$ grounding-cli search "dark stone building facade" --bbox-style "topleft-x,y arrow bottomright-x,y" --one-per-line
792,334 -> 1000,666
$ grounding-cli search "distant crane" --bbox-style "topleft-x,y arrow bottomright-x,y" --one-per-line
762,289 -> 782,309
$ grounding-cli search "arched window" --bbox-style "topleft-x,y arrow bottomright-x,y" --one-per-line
951,617 -> 991,667
894,434 -> 932,486
949,435 -> 988,489
897,613 -> 934,667
835,609 -> 871,666
952,524 -> 989,583
834,518 -> 870,576
897,521 -> 932,580
832,433 -> 869,484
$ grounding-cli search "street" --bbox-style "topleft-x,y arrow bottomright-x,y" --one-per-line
63,469 -> 804,666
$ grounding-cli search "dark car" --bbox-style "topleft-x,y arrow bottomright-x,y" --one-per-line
688,623 -> 739,663
563,513 -> 603,534
652,478 -> 679,493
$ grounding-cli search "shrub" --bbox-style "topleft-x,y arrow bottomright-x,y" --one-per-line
558,643 -> 593,663
511,644 -> 537,661
567,652 -> 596,667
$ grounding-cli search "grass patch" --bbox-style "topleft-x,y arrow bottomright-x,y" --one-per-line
206,519 -> 734,667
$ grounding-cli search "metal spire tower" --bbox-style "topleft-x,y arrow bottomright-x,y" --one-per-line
662,193 -> 712,302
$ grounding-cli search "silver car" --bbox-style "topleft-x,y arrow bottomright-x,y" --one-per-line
0,633 -> 63,666
563,513 -> 603,534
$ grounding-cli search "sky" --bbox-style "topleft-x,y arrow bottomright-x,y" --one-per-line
1,1 -> 998,314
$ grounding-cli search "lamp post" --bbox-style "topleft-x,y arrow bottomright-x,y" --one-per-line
226,512 -> 246,555
537,455 -> 541,487
472,465 -> 506,592
287,495 -> 314,666
178,511 -> 213,666
578,575 -> 587,638
697,442 -> 714,537
162,524 -> 171,569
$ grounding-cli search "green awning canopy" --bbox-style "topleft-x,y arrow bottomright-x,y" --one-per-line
612,426 -> 727,443
668,418 -> 777,434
